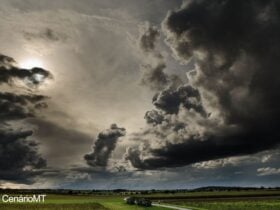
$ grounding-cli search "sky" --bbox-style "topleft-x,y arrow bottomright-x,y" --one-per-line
0,0 -> 280,189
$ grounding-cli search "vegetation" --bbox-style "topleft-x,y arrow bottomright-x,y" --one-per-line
0,194 -> 162,210
0,187 -> 279,210
0,203 -> 107,210
165,200 -> 280,210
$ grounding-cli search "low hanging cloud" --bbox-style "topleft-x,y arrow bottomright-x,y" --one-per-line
0,53 -> 52,183
84,124 -> 126,167
126,0 -> 280,169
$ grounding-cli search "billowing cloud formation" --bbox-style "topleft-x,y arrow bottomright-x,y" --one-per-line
139,25 -> 182,91
153,85 -> 206,115
0,129 -> 46,183
85,124 -> 126,167
0,92 -> 47,121
0,54 -> 52,86
0,54 -> 51,121
0,53 -> 51,183
126,0 -> 280,169
141,63 -> 169,91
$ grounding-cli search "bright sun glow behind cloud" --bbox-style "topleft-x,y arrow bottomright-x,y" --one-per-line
19,58 -> 44,69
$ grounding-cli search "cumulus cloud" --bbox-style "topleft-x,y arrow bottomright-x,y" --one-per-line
85,124 -> 126,167
141,63 -> 169,91
153,85 -> 206,115
126,0 -> 280,169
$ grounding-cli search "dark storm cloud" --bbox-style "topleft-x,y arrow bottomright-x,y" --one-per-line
0,67 -> 52,86
85,124 -> 126,167
0,53 -> 52,86
152,85 -> 206,115
0,54 -> 51,121
127,132 -> 279,170
0,129 -> 46,183
126,0 -> 280,169
0,54 -> 51,183
0,92 -> 48,121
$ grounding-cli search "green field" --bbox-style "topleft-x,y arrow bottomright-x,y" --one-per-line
0,194 -> 164,210
143,190 -> 280,198
0,191 -> 280,210
152,190 -> 280,210
164,199 -> 280,210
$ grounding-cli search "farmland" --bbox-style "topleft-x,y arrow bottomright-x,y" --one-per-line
0,189 -> 279,210
0,194 -> 164,210
147,189 -> 280,210
163,199 -> 280,210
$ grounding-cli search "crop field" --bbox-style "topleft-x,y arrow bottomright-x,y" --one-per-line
151,190 -> 280,210
0,194 -> 164,210
0,190 -> 279,210
164,199 -> 280,210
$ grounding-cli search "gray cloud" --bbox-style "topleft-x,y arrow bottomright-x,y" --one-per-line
0,54 -> 51,122
140,63 -> 169,91
144,110 -> 164,125
0,54 -> 16,66
139,25 -> 182,91
0,129 -> 46,184
126,0 -> 280,169
153,85 -> 206,115
28,118 -> 94,167
23,28 -> 63,42
0,54 -> 52,183
85,124 -> 126,167
257,167 -> 280,176
140,25 -> 160,52
2,0 -> 280,188
0,54 -> 52,86
0,92 -> 48,121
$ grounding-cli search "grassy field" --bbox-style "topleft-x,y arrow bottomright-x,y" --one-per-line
151,190 -> 280,210
164,199 -> 280,210
0,194 -> 165,210
143,190 -> 280,199
0,191 -> 280,210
